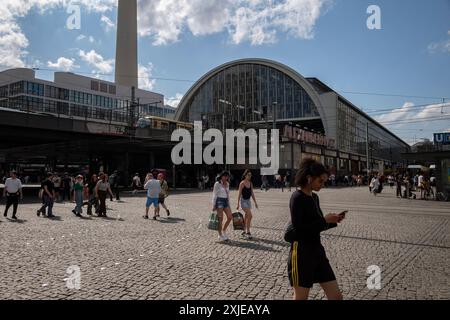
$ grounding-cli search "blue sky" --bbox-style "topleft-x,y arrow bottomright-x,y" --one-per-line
1,0 -> 449,144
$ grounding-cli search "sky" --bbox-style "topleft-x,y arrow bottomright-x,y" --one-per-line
0,0 -> 449,145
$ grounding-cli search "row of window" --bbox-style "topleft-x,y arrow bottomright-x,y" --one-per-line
181,64 -> 320,129
140,104 -> 176,118
2,96 -> 128,123
336,100 -> 408,162
91,80 -> 116,94
7,81 -> 129,110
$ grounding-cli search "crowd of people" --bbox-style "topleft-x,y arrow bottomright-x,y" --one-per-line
0,169 -> 173,220
366,172 -> 437,200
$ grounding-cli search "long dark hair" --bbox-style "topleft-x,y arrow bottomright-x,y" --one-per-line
216,171 -> 230,182
295,158 -> 329,187
242,169 -> 252,181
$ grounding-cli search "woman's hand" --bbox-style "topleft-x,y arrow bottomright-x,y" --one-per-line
255,202 -> 259,209
236,205 -> 240,210
324,213 -> 341,224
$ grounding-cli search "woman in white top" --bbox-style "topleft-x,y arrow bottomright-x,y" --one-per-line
370,175 -> 380,196
212,171 -> 233,242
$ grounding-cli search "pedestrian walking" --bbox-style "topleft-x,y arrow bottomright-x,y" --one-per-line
85,174 -> 99,216
109,171 -> 120,201
61,173 -> 71,202
396,174 -> 402,198
284,158 -> 345,300
53,174 -> 62,202
95,173 -> 113,217
143,173 -> 161,220
236,170 -> 258,240
370,175 -> 380,196
212,171 -> 233,242
286,171 -> 292,192
3,171 -> 23,220
157,173 -> 171,217
131,173 -> 142,195
37,172 -> 56,218
72,175 -> 84,217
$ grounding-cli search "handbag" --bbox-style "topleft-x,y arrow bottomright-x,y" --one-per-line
232,212 -> 245,230
284,222 -> 297,243
207,212 -> 220,231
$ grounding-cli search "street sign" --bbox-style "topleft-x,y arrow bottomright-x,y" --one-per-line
434,132 -> 450,145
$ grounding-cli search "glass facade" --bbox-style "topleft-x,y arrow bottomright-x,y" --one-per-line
140,103 -> 176,118
178,63 -> 320,130
337,99 -> 409,163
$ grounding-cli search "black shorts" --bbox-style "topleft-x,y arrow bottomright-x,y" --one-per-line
158,197 -> 165,204
287,242 -> 336,288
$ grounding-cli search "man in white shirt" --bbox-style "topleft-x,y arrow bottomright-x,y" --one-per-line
418,174 -> 424,199
3,171 -> 23,220
143,173 -> 161,220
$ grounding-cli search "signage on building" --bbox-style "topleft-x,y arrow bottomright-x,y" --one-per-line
304,146 -> 322,155
434,132 -> 450,145
351,155 -> 359,161
324,150 -> 337,157
339,153 -> 349,159
283,125 -> 336,149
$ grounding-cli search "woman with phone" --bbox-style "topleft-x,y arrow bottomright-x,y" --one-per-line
286,158 -> 346,300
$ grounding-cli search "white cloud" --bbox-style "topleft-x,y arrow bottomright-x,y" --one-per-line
138,0 -> 330,46
76,34 -> 86,41
0,0 -> 330,70
165,93 -> 184,108
47,56 -> 78,71
79,49 -> 114,73
375,102 -> 450,128
428,31 -> 450,54
0,0 -> 115,69
138,63 -> 155,90
100,14 -> 115,32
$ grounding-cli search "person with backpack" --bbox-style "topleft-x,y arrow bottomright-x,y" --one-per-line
157,173 -> 171,217
236,170 -> 258,240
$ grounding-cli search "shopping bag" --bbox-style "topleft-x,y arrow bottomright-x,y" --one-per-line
232,212 -> 245,230
207,212 -> 219,231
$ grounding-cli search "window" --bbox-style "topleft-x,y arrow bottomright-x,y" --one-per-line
109,85 -> 116,95
91,81 -> 99,91
9,82 -> 24,96
0,85 -> 8,98
100,83 -> 108,93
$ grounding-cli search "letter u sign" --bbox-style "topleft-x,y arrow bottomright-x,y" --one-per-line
434,133 -> 444,143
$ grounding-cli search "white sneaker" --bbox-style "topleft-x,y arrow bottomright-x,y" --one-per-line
222,233 -> 229,241
218,235 -> 226,242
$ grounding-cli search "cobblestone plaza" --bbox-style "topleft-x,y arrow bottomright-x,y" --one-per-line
1,186 -> 448,300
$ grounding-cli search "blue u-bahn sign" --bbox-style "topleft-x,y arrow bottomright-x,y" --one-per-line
434,132 -> 450,145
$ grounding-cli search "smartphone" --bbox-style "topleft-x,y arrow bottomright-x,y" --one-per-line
339,210 -> 348,217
